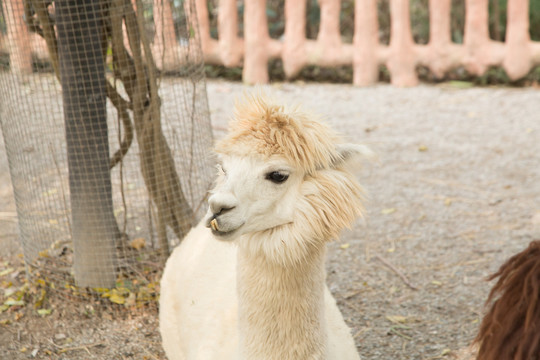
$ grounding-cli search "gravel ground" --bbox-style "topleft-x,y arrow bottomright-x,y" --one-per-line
1,80 -> 539,359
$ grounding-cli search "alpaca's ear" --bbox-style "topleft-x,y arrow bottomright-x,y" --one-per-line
332,143 -> 376,169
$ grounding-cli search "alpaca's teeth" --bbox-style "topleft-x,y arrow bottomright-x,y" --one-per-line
210,219 -> 219,231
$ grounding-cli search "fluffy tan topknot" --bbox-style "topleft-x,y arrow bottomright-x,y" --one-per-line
215,94 -> 341,174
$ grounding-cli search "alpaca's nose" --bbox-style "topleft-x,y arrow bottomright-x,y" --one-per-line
208,193 -> 238,217
214,205 -> 235,217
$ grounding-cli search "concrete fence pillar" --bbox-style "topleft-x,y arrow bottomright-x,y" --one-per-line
353,0 -> 379,86
243,0 -> 281,84
504,0 -> 531,80
463,0 -> 503,75
317,0 -> 343,66
218,0 -> 243,67
2,0 -> 32,74
387,0 -> 418,86
193,0 -> 220,64
283,0 -> 308,78
424,0 -> 461,78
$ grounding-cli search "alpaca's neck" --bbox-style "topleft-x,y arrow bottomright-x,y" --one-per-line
236,237 -> 327,360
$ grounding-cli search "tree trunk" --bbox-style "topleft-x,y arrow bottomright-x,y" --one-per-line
56,0 -> 119,288
109,0 -> 194,259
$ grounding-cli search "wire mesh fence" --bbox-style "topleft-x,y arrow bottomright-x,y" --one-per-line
0,0 -> 214,307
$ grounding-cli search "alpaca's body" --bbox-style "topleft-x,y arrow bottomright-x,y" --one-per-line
160,95 -> 366,359
160,223 -> 238,359
160,222 -> 360,360
474,240 -> 540,360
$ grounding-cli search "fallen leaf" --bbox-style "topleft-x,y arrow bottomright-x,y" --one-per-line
109,293 -> 125,305
431,280 -> 442,286
106,287 -> 129,304
4,298 -> 24,306
0,268 -> 14,277
388,325 -> 412,340
444,198 -> 453,206
418,145 -> 428,152
34,289 -> 47,308
115,287 -> 130,296
93,287 -> 110,294
441,348 -> 452,356
130,238 -> 146,250
340,243 -> 350,249
448,80 -> 473,89
381,208 -> 397,215
37,309 -> 52,317
137,287 -> 155,302
386,315 -> 408,324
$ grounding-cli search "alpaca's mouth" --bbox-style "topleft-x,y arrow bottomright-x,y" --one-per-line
211,227 -> 238,239
206,218 -> 243,240
210,225 -> 242,240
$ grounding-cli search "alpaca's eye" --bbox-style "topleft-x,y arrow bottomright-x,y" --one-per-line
266,171 -> 289,184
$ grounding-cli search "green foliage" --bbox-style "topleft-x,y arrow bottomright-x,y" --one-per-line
410,0 -> 430,45
0,0 -> 6,34
450,0 -> 465,43
306,0 -> 320,40
475,67 -> 510,86
530,0 -> 540,41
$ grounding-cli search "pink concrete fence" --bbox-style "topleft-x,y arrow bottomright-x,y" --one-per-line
197,0 -> 540,86
2,0 -> 540,86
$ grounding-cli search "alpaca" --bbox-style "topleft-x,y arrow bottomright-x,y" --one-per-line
474,240 -> 540,360
159,95 -> 370,360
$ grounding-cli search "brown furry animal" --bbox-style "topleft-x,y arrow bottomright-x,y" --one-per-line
475,240 -> 540,360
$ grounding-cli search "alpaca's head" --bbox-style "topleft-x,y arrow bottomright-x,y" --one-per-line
204,95 -> 371,248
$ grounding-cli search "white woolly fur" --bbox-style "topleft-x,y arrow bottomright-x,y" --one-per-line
159,94 -> 369,360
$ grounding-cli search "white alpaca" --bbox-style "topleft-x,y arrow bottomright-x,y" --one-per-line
159,95 -> 370,360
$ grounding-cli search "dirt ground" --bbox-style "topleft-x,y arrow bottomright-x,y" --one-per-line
1,80 -> 539,359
